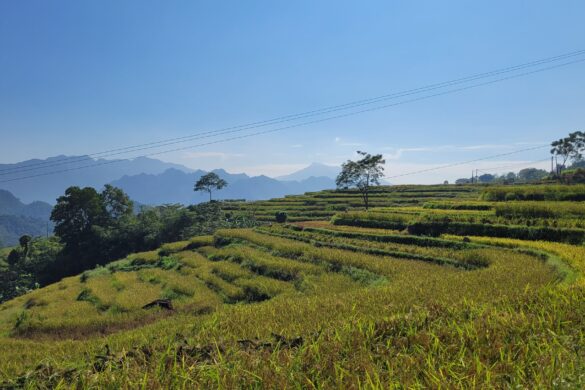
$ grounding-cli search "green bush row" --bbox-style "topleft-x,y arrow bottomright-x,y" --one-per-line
481,184 -> 585,201
331,215 -> 408,230
423,202 -> 494,211
349,209 -> 585,229
407,221 -> 585,244
494,201 -> 585,219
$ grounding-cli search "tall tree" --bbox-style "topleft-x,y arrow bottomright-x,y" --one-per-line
50,187 -> 105,273
336,151 -> 385,210
194,172 -> 228,202
551,131 -> 585,174
50,185 -> 134,275
101,184 -> 134,222
51,187 -> 105,247
478,174 -> 495,183
517,168 -> 548,182
18,235 -> 32,260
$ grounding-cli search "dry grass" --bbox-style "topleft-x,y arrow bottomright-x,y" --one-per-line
1,184 -> 584,387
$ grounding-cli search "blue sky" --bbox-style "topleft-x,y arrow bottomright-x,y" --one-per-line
1,1 -> 584,183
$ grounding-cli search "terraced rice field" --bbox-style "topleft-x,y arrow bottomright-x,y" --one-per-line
223,184 -> 480,221
1,184 -> 585,388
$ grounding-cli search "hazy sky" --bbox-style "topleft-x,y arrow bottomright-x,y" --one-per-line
1,1 -> 584,183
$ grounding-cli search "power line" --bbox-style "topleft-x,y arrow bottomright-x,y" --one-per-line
385,145 -> 549,179
1,56 -> 583,183
476,158 -> 550,173
2,49 -> 585,176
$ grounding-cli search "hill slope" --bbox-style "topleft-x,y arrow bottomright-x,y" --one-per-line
0,190 -> 52,247
1,184 -> 585,387
0,190 -> 52,220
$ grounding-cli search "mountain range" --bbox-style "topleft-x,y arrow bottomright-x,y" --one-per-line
0,190 -> 52,247
111,167 -> 336,205
0,157 -> 340,246
0,156 -> 339,205
0,190 -> 52,220
0,156 -> 193,204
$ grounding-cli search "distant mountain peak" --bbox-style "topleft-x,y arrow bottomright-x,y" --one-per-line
0,189 -> 52,220
276,162 -> 340,181
308,162 -> 332,167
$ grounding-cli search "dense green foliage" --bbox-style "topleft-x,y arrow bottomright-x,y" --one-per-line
274,211 -> 288,223
47,185 -> 258,284
0,185 -> 259,304
0,237 -> 62,302
550,131 -> 585,174
559,167 -> 585,184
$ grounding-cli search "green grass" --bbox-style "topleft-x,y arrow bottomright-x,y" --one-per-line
494,200 -> 585,218
332,208 -> 585,243
481,184 -> 585,201
2,184 -> 585,388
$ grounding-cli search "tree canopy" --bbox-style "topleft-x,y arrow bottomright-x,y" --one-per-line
2,183 -> 258,303
336,151 -> 385,210
517,168 -> 548,182
50,185 -> 135,275
194,173 -> 228,202
551,131 -> 585,174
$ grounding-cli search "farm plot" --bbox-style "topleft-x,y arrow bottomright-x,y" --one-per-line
2,183 -> 584,388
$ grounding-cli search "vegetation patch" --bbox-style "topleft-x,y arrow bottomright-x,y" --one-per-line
2,183 -> 583,387
76,288 -> 108,312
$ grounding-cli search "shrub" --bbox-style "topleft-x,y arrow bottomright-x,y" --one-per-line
331,212 -> 409,230
423,202 -> 493,211
186,235 -> 214,249
7,249 -> 21,266
495,202 -> 585,219
481,184 -> 585,201
275,211 -> 288,223
408,221 -> 585,244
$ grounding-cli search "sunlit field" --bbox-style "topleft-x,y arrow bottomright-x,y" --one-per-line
1,184 -> 585,388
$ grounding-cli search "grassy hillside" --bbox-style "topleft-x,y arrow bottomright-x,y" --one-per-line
1,184 -> 585,388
